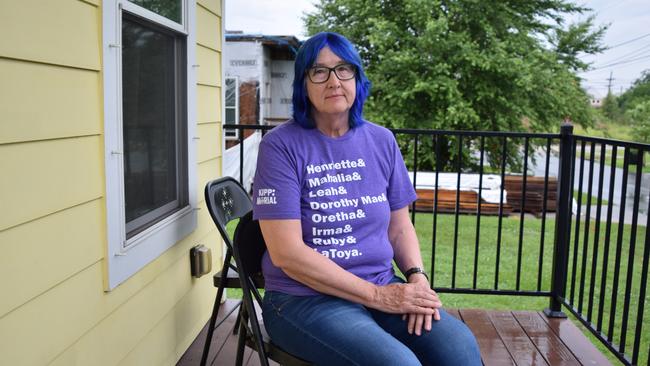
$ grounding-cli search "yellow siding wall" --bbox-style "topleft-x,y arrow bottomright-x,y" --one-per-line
0,0 -> 223,365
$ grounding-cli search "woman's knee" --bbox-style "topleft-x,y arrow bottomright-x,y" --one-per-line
410,310 -> 481,365
449,329 -> 481,364
436,312 -> 482,365
367,348 -> 421,366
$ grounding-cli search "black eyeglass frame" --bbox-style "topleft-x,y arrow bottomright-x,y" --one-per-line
306,63 -> 357,84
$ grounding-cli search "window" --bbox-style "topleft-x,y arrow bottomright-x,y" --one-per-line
122,14 -> 188,238
224,77 -> 239,140
103,0 -> 197,290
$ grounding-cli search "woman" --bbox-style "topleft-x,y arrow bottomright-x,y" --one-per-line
252,32 -> 481,366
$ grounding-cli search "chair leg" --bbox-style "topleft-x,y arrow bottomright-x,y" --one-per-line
233,303 -> 243,335
239,277 -> 270,366
200,250 -> 233,366
235,310 -> 249,366
248,306 -> 270,366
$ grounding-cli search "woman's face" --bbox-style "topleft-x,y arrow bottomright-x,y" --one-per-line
306,47 -> 356,118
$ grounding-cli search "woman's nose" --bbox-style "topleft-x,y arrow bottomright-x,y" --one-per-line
326,71 -> 341,88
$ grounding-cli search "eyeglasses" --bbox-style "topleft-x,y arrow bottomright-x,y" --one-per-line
306,63 -> 356,84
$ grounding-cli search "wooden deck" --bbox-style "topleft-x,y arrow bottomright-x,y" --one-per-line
177,300 -> 613,366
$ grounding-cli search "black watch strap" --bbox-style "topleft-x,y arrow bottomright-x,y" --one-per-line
403,267 -> 429,281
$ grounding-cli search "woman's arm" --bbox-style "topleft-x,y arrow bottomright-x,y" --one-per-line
388,206 -> 442,334
388,206 -> 427,276
259,219 -> 441,315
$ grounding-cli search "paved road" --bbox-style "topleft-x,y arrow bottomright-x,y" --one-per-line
529,148 -> 649,225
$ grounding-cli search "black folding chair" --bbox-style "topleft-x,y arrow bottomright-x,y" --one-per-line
202,177 -> 310,366
200,177 -> 253,366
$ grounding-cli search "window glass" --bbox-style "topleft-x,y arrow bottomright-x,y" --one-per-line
225,108 -> 236,124
224,77 -> 238,138
129,0 -> 182,23
225,78 -> 236,107
122,16 -> 186,236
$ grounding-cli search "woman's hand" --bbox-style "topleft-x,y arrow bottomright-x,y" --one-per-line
371,276 -> 441,316
401,274 -> 441,335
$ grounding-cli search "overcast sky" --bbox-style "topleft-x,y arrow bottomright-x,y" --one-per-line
225,0 -> 650,98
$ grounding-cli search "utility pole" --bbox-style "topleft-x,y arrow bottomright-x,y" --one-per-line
606,71 -> 615,95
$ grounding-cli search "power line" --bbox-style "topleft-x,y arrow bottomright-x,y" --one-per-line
577,37 -> 650,65
581,77 -> 637,82
597,43 -> 650,65
608,32 -> 650,49
588,54 -> 650,71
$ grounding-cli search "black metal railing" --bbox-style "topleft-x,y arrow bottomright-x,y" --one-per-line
561,133 -> 650,366
223,123 -> 649,365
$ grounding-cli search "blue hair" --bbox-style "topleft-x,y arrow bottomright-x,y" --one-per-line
292,32 -> 371,129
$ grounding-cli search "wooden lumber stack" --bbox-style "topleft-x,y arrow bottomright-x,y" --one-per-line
414,189 -> 512,216
503,175 -> 557,215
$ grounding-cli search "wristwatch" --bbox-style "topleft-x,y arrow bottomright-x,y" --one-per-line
403,267 -> 429,281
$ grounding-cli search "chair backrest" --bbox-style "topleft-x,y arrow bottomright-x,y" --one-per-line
232,211 -> 266,280
204,177 -> 253,248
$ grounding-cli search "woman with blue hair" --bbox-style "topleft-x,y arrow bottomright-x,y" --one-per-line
252,32 -> 481,365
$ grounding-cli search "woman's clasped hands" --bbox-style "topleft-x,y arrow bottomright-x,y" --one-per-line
372,275 -> 442,336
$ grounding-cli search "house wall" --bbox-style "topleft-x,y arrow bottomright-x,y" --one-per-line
0,1 -> 223,365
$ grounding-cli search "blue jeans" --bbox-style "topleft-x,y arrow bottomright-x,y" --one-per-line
261,278 -> 481,366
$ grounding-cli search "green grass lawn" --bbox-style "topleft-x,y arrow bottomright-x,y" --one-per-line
573,121 -> 635,142
223,213 -> 648,364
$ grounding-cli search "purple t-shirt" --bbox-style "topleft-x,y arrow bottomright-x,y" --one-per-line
252,120 -> 417,296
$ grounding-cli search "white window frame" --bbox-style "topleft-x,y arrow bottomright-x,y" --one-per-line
224,76 -> 240,140
102,0 -> 197,290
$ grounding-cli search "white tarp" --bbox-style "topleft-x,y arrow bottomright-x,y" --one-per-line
270,60 -> 294,119
224,42 -> 263,82
408,172 -> 506,203
223,131 -> 262,192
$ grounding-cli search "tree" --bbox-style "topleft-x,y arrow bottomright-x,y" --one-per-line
627,100 -> 650,144
304,0 -> 606,170
618,70 -> 650,113
601,91 -> 620,121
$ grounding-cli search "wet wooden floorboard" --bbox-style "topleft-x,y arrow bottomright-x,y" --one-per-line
178,300 -> 611,365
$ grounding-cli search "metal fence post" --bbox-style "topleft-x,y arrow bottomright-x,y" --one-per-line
544,122 -> 573,318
